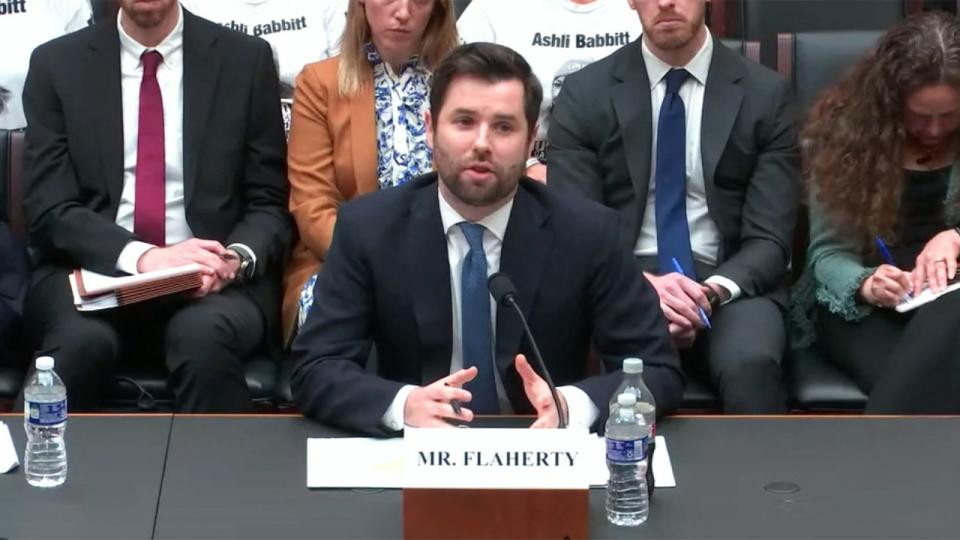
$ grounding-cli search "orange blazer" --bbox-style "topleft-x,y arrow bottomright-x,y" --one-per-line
283,57 -> 378,341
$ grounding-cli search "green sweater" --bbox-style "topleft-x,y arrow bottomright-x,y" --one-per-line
790,165 -> 960,348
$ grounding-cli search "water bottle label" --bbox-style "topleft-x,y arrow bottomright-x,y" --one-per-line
606,436 -> 647,463
27,400 -> 67,426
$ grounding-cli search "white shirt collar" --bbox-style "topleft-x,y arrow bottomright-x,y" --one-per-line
641,28 -> 713,89
438,184 -> 514,243
117,4 -> 184,64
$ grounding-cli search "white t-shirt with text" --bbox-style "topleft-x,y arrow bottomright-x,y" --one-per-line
458,0 -> 642,159
0,0 -> 91,129
180,0 -> 347,93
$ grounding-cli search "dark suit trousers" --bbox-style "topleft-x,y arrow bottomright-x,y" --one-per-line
640,256 -> 789,413
817,291 -> 960,414
22,268 -> 264,412
0,304 -> 17,367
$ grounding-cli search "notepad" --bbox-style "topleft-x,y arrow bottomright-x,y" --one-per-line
68,264 -> 203,311
895,279 -> 960,312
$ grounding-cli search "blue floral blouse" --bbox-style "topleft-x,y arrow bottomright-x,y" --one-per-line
297,45 -> 433,331
367,43 -> 433,189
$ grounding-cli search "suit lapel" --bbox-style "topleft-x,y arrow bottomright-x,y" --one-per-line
701,44 -> 745,205
611,43 -> 654,226
496,183 -> 552,387
350,73 -> 378,196
88,23 -> 124,209
402,176 -> 453,385
182,11 -> 223,206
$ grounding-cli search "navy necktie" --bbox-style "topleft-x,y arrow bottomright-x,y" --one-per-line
655,68 -> 696,277
458,222 -> 498,414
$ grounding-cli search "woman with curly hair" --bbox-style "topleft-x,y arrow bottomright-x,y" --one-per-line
795,11 -> 960,413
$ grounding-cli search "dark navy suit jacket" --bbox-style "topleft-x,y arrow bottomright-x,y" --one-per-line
291,173 -> 683,435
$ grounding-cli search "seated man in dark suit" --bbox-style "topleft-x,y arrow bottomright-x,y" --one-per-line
291,42 -> 683,435
21,0 -> 290,411
549,0 -> 799,413
0,221 -> 29,366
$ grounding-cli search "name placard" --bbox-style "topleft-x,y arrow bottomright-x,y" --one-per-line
404,428 -> 591,489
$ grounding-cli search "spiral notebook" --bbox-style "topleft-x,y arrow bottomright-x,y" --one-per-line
68,264 -> 203,311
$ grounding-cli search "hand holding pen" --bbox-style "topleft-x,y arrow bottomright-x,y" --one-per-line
863,236 -> 913,307
670,258 -> 712,330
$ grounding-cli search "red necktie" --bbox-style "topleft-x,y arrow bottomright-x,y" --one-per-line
134,50 -> 166,247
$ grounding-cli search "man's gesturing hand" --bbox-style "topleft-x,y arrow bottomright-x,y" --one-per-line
403,367 -> 477,428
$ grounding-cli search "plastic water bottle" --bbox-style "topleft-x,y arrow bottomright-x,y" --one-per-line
609,358 -> 657,495
23,356 -> 68,487
605,393 -> 649,526
608,358 -> 657,437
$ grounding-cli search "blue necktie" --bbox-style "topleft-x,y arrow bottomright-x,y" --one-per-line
655,68 -> 696,278
458,222 -> 498,414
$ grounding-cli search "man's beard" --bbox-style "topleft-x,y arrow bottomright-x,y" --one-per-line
434,145 -> 523,208
644,13 -> 704,51
124,1 -> 174,28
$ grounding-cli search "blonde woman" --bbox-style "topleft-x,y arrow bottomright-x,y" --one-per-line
283,0 -> 458,340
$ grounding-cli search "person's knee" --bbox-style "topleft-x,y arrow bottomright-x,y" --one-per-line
167,296 -> 260,353
35,319 -> 119,408
43,319 -> 119,374
166,311 -> 244,374
712,349 -> 784,385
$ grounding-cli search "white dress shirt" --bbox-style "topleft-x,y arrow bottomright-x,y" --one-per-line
635,30 -> 741,300
114,6 -> 190,274
113,6 -> 255,274
380,187 -> 599,431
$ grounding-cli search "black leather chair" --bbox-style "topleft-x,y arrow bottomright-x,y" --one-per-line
719,37 -> 761,64
0,128 -> 278,411
777,30 -> 882,108
727,0 -> 906,66
786,346 -> 869,411
774,30 -> 886,412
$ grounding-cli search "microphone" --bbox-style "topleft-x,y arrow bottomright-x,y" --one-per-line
488,272 -> 568,429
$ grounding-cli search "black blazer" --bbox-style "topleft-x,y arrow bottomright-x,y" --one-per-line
21,10 -> 291,327
291,174 -> 683,436
548,39 -> 800,304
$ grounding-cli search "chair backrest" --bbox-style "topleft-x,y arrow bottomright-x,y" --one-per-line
0,129 -> 27,241
716,0 -> 902,66
777,30 -> 883,109
776,30 -> 882,281
742,0 -> 905,38
719,38 -> 761,64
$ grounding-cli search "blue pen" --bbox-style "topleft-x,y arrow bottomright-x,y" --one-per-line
671,257 -> 712,329
874,235 -> 896,266
874,235 -> 912,300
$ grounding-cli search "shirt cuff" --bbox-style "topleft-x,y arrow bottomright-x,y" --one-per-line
704,275 -> 742,305
116,241 -> 156,275
558,385 -> 599,431
380,384 -> 417,432
227,243 -> 257,275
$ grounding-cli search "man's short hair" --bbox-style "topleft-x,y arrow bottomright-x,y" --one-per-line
430,42 -> 543,136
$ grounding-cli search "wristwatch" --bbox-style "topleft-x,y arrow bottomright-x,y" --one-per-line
703,286 -> 722,310
227,246 -> 255,283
